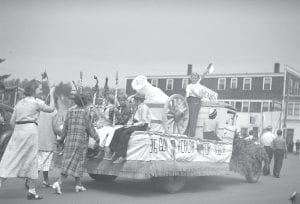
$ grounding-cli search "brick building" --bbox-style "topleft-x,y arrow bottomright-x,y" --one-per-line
125,63 -> 300,148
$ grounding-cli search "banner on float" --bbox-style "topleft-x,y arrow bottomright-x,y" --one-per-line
126,133 -> 233,163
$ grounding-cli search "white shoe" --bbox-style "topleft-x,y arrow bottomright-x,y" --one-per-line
75,185 -> 86,193
52,182 -> 62,194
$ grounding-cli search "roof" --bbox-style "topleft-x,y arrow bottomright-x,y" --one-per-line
125,72 -> 284,79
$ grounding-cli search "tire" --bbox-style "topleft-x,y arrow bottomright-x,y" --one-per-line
151,176 -> 187,193
89,174 -> 117,182
245,161 -> 262,183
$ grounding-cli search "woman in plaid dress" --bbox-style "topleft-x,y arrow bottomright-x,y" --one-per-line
52,94 -> 99,194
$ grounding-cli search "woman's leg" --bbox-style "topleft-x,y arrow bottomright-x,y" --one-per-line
53,173 -> 67,194
74,177 -> 86,192
57,173 -> 68,185
43,171 -> 49,183
75,177 -> 82,186
26,178 -> 43,199
0,177 -> 7,187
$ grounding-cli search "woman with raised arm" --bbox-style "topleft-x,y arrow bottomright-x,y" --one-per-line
0,79 -> 56,200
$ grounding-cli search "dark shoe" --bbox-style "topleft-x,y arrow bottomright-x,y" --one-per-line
27,193 -> 43,200
273,175 -> 280,178
24,179 -> 29,190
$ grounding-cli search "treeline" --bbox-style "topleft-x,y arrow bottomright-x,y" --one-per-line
3,78 -> 125,98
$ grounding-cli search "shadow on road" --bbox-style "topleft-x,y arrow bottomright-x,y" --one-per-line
83,174 -> 245,196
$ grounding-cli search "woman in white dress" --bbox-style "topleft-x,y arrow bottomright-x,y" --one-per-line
0,79 -> 55,200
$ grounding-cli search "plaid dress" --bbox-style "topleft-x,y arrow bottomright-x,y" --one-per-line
61,107 -> 98,177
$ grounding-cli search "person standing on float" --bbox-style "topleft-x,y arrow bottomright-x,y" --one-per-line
184,72 -> 205,137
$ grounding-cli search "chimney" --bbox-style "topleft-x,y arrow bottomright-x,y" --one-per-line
274,63 -> 280,73
187,64 -> 193,75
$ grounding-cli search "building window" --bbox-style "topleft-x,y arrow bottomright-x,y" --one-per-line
230,78 -> 237,89
240,128 -> 248,137
289,79 -> 293,95
262,101 -> 270,112
294,82 -> 299,95
295,103 -> 300,116
235,101 -> 242,112
243,78 -> 252,90
218,78 -> 226,90
151,79 -> 158,87
229,101 -> 236,108
250,102 -> 261,112
263,77 -> 272,90
242,101 -> 250,112
288,103 -> 294,116
182,79 -> 188,89
166,79 -> 173,90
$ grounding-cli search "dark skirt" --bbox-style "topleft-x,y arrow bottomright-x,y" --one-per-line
203,131 -> 221,141
109,124 -> 148,158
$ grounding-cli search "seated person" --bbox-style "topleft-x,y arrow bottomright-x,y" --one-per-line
109,92 -> 151,163
203,108 -> 221,141
102,95 -> 132,159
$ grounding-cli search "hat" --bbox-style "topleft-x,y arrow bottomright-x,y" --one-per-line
133,92 -> 145,100
209,108 -> 217,119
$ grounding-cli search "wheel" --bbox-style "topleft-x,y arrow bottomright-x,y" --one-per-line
245,161 -> 262,183
89,174 -> 117,182
151,176 -> 187,193
162,94 -> 189,134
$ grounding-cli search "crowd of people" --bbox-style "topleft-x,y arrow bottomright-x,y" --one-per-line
0,71 -> 295,201
260,126 -> 287,178
0,78 -> 153,200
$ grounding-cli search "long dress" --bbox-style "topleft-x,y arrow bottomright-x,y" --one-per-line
61,107 -> 98,177
0,97 -> 54,179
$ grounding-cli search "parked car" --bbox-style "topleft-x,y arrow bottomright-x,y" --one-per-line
0,103 -> 13,161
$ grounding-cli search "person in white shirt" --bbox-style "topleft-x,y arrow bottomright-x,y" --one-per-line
184,72 -> 205,137
203,108 -> 221,141
260,126 -> 276,175
109,93 -> 151,163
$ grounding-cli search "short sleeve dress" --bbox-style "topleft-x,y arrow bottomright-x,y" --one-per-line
0,97 -> 53,179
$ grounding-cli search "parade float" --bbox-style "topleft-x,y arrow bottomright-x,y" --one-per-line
54,67 -> 268,193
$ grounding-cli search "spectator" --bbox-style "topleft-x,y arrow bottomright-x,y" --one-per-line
272,129 -> 287,178
295,139 -> 300,156
260,126 -> 276,175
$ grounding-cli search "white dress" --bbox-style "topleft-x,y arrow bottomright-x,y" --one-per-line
0,97 -> 53,179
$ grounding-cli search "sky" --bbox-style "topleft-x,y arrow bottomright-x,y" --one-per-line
0,0 -> 300,88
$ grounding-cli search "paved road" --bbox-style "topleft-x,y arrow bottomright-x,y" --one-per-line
0,154 -> 299,204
